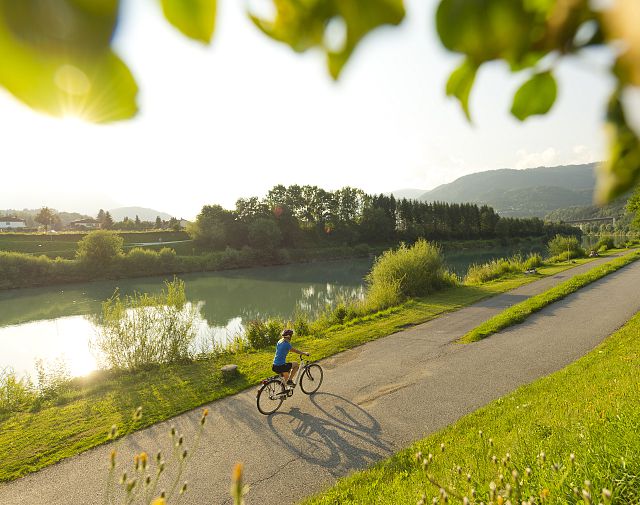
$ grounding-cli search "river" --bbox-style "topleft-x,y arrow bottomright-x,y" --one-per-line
0,245 -> 545,379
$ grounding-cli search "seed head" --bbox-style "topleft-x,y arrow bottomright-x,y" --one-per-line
467,473 -> 472,483
415,451 -> 423,462
110,450 -> 117,469
582,489 -> 592,504
456,466 -> 462,475
133,407 -> 142,421
109,425 -> 118,439
525,467 -> 532,477
570,453 -> 575,464
180,482 -> 188,494
539,452 -> 546,463
182,449 -> 188,460
440,443 -> 445,452
602,488 -> 612,502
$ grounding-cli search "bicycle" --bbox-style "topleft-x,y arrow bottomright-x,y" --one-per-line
256,355 -> 324,415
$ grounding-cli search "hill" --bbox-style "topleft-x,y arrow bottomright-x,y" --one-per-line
108,207 -> 174,222
419,163 -> 597,217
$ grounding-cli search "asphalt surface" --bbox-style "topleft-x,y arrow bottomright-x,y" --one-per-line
2,254 -> 640,505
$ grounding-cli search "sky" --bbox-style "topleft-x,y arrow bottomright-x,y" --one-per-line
0,0 -> 616,219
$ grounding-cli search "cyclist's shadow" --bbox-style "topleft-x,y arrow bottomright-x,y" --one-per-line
267,392 -> 393,474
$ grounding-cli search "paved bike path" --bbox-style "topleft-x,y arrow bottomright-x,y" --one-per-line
2,253 -> 640,505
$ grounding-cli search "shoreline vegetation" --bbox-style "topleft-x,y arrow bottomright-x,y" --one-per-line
1,237 -> 637,482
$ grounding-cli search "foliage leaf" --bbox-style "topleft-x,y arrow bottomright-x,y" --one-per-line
596,89 -> 640,204
445,58 -> 477,121
250,0 -> 405,79
436,0 -> 537,66
510,71 -> 557,121
0,0 -> 138,122
161,0 -> 216,44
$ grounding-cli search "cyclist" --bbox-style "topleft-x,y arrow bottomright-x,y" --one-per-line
272,328 -> 309,387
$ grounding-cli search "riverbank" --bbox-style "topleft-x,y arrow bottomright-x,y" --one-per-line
0,236 -> 552,291
0,251 -> 626,482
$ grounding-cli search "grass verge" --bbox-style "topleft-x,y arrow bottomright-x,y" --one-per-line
0,252 -> 624,482
462,249 -> 640,343
303,310 -> 640,504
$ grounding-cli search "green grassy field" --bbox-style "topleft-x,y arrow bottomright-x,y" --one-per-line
0,231 -> 190,258
303,310 -> 640,504
0,255 -> 614,482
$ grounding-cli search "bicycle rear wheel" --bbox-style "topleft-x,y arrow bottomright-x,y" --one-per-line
257,379 -> 286,415
300,364 -> 323,395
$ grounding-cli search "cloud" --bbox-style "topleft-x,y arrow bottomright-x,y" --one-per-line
515,148 -> 559,169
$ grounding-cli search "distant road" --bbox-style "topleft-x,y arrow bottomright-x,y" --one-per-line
124,240 -> 193,247
2,253 -> 640,505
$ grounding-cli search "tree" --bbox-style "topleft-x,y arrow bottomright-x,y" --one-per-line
103,212 -> 114,230
76,230 -> 124,269
188,205 -> 236,249
247,218 -> 282,250
0,1 -> 638,202
97,209 -> 105,225
155,216 -> 162,229
35,207 -> 56,232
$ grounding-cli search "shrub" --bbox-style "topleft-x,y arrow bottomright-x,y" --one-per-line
465,253 -> 543,284
76,230 -> 124,269
291,311 -> 311,336
547,234 -> 585,260
245,318 -> 284,349
596,236 -> 615,251
0,368 -> 35,416
122,247 -> 161,275
92,278 -> 197,370
366,239 -> 457,300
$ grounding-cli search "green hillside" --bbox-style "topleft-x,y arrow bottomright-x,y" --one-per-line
420,163 -> 597,217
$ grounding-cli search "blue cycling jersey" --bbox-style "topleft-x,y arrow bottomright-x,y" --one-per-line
273,338 -> 292,366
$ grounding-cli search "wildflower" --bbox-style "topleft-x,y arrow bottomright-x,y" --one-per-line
602,488 -> 612,503
201,408 -> 209,425
466,473 -> 472,483
478,430 -> 483,437
525,467 -> 532,477
505,452 -> 511,462
140,452 -> 148,470
456,466 -> 462,475
496,496 -> 504,505
539,452 -> 546,463
492,455 -> 497,464
511,470 -> 519,480
440,443 -> 445,452
582,489 -> 592,504
584,480 -> 592,491
151,499 -> 166,505
489,438 -> 494,447
463,498 -> 470,505
231,463 -> 245,505
540,488 -> 550,501
552,463 -> 559,472
415,451 -> 423,462
133,406 -> 142,421
570,453 -> 575,464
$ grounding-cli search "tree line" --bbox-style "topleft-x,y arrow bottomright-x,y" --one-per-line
188,184 -> 580,250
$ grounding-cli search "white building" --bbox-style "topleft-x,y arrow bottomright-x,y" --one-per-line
0,217 -> 27,230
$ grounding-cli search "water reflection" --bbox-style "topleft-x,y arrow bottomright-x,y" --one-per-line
0,259 -> 371,378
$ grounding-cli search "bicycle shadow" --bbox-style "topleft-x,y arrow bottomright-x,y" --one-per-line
266,392 -> 393,474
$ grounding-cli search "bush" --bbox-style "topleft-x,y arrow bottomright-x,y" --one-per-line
0,368 -> 35,416
92,278 -> 197,370
596,236 -> 615,251
245,318 -> 284,349
366,239 -> 457,300
465,253 -> 543,284
547,234 -> 585,260
122,247 -> 161,275
76,230 -> 124,269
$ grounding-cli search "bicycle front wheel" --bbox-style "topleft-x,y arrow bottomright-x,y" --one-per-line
257,379 -> 285,415
300,364 -> 323,395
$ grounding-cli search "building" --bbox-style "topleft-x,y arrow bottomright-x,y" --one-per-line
0,216 -> 27,230
69,218 -> 101,230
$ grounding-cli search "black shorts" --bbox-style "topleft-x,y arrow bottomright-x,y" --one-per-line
272,363 -> 292,373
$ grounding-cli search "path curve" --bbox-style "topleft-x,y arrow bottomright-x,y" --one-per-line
2,254 -> 640,505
